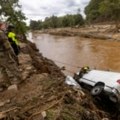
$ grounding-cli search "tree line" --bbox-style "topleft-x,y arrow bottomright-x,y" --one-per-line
30,0 -> 120,30
30,14 -> 84,30
85,0 -> 120,29
0,0 -> 120,32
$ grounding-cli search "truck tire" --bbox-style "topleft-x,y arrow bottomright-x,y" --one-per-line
91,85 -> 104,96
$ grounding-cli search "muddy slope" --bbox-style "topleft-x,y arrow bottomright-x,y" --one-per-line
0,40 -> 116,120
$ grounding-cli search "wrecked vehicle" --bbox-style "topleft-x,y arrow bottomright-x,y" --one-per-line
67,67 -> 120,103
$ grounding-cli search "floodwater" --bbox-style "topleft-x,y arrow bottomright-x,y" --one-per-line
32,33 -> 120,75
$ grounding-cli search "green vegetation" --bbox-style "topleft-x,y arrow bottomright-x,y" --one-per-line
85,0 -> 120,30
85,0 -> 104,23
0,0 -> 27,34
30,0 -> 120,31
30,14 -> 84,30
99,0 -> 120,30
1,0 -> 119,32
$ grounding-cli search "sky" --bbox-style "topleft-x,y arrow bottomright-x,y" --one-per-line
19,0 -> 90,22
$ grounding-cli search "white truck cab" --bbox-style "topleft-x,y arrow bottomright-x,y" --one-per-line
73,69 -> 120,103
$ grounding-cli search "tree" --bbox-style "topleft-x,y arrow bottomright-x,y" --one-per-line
30,20 -> 39,30
30,20 -> 43,30
62,15 -> 70,27
85,0 -> 104,23
99,0 -> 120,31
30,13 -> 84,30
74,14 -> 84,27
43,17 -> 51,29
0,0 -> 27,34
50,15 -> 58,28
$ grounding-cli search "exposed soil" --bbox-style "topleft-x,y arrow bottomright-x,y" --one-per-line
35,24 -> 120,41
0,30 -> 120,119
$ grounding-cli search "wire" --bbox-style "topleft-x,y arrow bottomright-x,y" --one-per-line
51,59 -> 82,69
65,69 -> 76,74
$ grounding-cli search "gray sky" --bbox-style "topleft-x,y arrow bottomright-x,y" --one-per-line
19,0 -> 90,22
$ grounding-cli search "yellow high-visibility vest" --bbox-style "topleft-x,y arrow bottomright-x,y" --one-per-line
8,32 -> 19,45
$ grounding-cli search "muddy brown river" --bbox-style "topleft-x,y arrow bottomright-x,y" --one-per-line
33,33 -> 120,75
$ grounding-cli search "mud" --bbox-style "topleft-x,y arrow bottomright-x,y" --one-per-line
36,25 -> 120,41
0,30 -> 120,119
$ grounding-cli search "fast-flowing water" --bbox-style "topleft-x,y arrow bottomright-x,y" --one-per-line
32,33 -> 120,75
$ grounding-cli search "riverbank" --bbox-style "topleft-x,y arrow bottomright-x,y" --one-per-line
34,24 -> 120,41
0,38 -> 115,119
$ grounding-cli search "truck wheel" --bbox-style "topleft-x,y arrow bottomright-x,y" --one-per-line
91,85 -> 104,96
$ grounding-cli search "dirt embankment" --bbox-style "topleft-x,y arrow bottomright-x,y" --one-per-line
0,40 -> 118,120
35,25 -> 120,41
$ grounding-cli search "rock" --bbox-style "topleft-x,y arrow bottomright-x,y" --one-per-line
19,43 -> 27,49
41,111 -> 47,118
26,66 -> 33,70
0,102 -> 5,107
102,118 -> 109,120
60,66 -> 66,70
0,99 -> 10,107
41,73 -> 48,77
32,111 -> 46,120
8,84 -> 18,91
0,113 -> 6,119
79,90 -> 86,98
0,87 -> 4,92
22,71 -> 29,80
18,54 -> 32,64
5,99 -> 10,104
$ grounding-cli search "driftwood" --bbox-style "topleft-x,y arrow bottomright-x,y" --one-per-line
28,96 -> 64,120
0,107 -> 20,119
28,100 -> 60,120
79,32 -> 112,40
48,31 -> 112,40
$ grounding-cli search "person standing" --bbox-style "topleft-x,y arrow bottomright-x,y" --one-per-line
7,25 -> 20,56
0,22 -> 21,90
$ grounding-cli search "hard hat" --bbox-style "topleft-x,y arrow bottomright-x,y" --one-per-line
83,66 -> 89,70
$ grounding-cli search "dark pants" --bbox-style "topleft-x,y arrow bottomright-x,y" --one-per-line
11,42 -> 20,56
8,38 -> 20,56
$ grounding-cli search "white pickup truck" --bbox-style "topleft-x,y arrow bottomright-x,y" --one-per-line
73,69 -> 120,103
